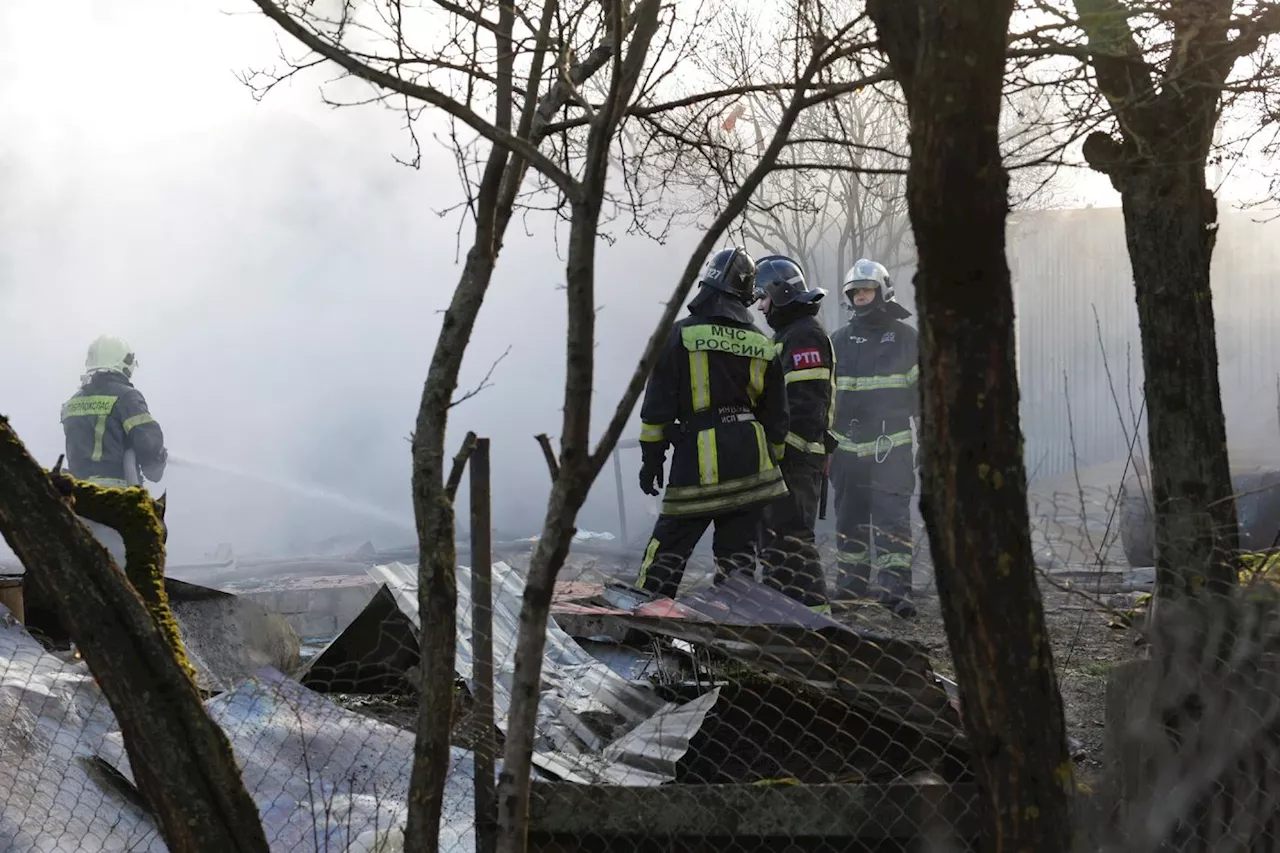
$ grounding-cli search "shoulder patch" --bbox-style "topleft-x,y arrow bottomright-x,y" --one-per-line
791,347 -> 824,369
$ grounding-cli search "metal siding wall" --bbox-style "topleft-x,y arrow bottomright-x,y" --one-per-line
1011,207 -> 1280,482
798,206 -> 1280,481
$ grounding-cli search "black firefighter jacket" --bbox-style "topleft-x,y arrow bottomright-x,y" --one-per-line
61,371 -> 168,486
639,314 -> 790,517
772,313 -> 837,456
830,315 -> 919,458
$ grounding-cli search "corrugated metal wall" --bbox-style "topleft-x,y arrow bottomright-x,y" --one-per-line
1010,206 -> 1280,480
809,205 -> 1280,481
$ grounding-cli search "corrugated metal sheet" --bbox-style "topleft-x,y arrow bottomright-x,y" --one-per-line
370,561 -> 719,786
0,612 -> 155,853
0,607 -> 477,853
99,667 -> 419,852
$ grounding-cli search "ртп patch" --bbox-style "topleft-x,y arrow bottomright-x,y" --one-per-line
791,347 -> 824,369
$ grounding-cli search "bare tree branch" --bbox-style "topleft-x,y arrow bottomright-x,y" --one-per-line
250,0 -> 585,201
445,431 -> 479,501
534,433 -> 560,479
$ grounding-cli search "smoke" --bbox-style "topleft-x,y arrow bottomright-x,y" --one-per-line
0,0 -> 703,563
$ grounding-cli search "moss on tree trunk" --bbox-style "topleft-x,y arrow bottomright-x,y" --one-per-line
52,476 -> 197,684
0,417 -> 268,853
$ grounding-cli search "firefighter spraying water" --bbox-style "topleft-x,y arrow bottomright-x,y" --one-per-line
59,335 -> 169,563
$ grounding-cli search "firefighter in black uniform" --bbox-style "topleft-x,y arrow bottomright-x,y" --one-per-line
61,335 -> 169,562
634,247 -> 790,599
753,255 -> 836,613
830,259 -> 919,618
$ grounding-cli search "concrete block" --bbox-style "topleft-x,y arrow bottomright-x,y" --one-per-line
225,576 -> 380,630
291,613 -> 339,641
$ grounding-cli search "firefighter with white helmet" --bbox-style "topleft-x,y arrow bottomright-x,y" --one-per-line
829,260 -> 920,617
61,336 -> 169,561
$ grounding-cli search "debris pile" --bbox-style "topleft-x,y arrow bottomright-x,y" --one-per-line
0,545 -> 969,851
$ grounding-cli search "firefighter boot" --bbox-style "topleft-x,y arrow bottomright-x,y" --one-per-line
874,568 -> 916,619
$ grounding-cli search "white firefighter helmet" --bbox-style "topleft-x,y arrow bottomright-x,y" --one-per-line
85,335 -> 138,379
842,258 -> 912,319
842,258 -> 895,303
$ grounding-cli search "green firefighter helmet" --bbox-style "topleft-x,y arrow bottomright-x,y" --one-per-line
85,335 -> 138,379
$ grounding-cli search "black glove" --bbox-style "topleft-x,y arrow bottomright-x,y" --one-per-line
639,461 -> 664,496
639,443 -> 667,496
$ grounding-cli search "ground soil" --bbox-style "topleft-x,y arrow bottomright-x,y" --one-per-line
829,584 -> 1143,788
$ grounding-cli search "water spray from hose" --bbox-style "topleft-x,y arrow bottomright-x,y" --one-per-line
166,454 -> 415,530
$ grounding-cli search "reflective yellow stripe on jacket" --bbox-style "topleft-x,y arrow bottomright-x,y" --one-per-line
834,364 -> 919,392
661,468 -> 787,516
832,429 -> 913,458
85,476 -> 129,488
785,367 -> 830,384
639,422 -> 666,443
652,324 -> 787,515
784,433 -> 826,454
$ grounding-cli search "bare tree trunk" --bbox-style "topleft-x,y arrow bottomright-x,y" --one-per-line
1071,0 -> 1245,599
1125,164 -> 1236,597
1082,138 -> 1237,599
0,419 -> 268,853
407,243 -> 501,853
494,0 -> 656,839
406,37 -> 516,837
403,3 -> 585,846
867,0 -> 1074,850
249,10 -> 617,839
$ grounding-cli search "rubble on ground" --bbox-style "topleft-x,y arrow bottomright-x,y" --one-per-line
0,533 -> 972,851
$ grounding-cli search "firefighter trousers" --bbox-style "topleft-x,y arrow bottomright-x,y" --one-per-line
635,507 -> 762,600
830,445 -> 916,601
760,452 -> 829,610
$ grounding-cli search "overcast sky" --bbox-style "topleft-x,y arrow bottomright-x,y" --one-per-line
3,0 -> 1276,566
0,0 -> 721,561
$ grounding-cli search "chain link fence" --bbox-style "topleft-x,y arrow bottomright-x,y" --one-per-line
3,447 -> 1280,851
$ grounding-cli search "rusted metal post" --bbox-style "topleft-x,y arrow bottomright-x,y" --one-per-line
612,447 -> 628,547
470,437 -> 496,853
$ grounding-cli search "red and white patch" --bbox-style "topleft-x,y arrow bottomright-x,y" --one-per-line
791,347 -> 824,369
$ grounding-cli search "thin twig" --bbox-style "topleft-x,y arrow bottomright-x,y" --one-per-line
1062,369 -> 1101,566
450,346 -> 513,408
249,0 -> 584,202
